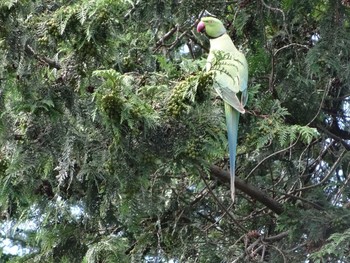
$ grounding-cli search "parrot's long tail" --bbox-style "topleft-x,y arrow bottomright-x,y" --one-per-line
224,103 -> 240,203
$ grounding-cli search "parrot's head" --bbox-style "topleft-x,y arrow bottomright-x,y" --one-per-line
197,17 -> 226,38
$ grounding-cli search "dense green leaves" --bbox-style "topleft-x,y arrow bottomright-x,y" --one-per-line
1,0 -> 350,262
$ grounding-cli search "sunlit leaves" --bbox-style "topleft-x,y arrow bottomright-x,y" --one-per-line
93,69 -> 159,131
167,72 -> 212,118
0,0 -> 18,9
84,236 -> 129,263
310,227 -> 350,261
1,0 -> 350,262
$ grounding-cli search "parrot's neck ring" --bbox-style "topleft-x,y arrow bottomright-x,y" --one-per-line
206,32 -> 225,39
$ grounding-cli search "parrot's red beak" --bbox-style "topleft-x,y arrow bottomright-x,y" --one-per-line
197,21 -> 205,33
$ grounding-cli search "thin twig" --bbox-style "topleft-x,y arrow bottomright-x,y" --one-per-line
153,11 -> 208,53
260,0 -> 287,34
25,43 -> 61,70
268,244 -> 287,263
261,245 -> 267,262
298,138 -> 326,177
245,136 -> 300,180
333,172 -> 350,205
246,237 -> 262,253
273,43 -> 309,56
168,31 -> 187,50
251,244 -> 265,261
307,78 -> 332,126
291,149 -> 347,193
270,189 -> 325,210
153,25 -> 179,52
198,168 -> 247,233
260,0 -> 285,20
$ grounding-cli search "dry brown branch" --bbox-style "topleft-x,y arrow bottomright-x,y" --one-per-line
153,25 -> 179,52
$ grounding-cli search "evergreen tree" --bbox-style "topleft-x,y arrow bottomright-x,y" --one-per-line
0,0 -> 350,262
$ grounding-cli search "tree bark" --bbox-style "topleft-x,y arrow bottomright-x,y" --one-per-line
210,165 -> 284,214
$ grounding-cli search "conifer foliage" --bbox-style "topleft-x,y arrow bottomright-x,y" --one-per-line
1,0 -> 350,262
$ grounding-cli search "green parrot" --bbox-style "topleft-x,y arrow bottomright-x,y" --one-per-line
197,15 -> 248,202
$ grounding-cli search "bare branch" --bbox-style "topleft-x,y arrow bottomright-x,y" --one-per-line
198,167 -> 247,233
316,125 -> 350,151
153,17 -> 207,53
260,0 -> 286,28
245,136 -> 300,180
273,43 -> 309,56
292,149 -> 348,193
153,25 -> 179,52
263,231 -> 289,242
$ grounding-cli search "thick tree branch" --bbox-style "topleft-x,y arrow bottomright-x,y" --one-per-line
210,165 -> 284,214
316,124 -> 350,151
263,231 -> 289,242
330,123 -> 350,140
153,25 -> 179,52
199,168 -> 247,232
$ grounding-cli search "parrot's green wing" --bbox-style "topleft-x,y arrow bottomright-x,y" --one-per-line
197,15 -> 248,202
207,49 -> 248,203
207,50 -> 248,113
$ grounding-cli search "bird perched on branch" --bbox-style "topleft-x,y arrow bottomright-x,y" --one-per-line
197,13 -> 248,202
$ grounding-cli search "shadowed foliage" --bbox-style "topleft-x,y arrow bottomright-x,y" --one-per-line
1,0 -> 350,262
